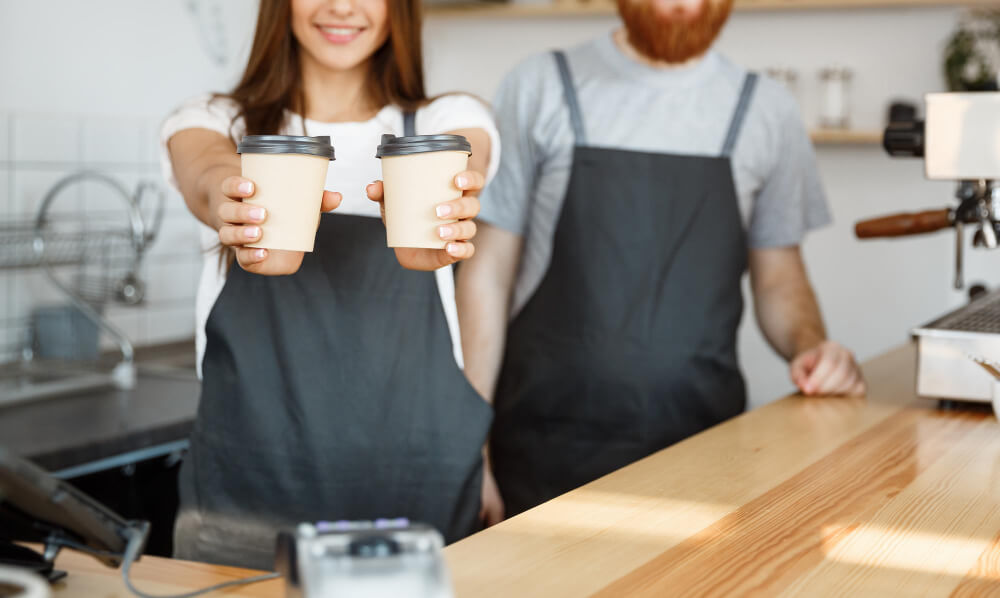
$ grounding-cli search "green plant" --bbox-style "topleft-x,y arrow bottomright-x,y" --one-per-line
944,10 -> 1000,92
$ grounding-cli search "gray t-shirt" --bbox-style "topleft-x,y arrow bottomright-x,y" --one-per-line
479,32 -> 831,317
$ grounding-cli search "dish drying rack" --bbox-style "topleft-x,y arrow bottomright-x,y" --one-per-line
0,171 -> 164,405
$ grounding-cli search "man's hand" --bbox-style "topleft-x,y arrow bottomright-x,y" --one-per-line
790,340 -> 866,397
749,247 -> 866,398
480,461 -> 505,528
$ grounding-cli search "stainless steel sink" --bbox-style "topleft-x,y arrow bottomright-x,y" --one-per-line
0,342 -> 197,406
136,351 -> 198,380
0,361 -> 118,407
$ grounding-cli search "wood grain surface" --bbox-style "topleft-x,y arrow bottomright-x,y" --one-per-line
47,343 -> 1000,596
444,344 -> 1000,597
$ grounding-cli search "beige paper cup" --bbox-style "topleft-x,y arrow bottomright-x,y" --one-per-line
376,134 -> 472,249
237,135 -> 336,252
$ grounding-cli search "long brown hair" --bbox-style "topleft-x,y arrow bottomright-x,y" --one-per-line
226,0 -> 428,135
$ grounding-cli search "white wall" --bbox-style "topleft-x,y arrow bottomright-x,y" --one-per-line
0,0 -> 256,115
1,1 -> 993,408
0,0 -> 256,362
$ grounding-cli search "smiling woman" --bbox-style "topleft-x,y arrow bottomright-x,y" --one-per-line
160,0 -> 501,571
232,0 -> 426,136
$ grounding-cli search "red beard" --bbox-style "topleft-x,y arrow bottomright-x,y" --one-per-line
616,0 -> 733,64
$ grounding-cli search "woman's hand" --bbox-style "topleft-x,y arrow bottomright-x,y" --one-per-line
366,170 -> 483,271
216,176 -> 342,275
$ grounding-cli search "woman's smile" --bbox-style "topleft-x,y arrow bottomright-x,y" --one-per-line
315,23 -> 366,44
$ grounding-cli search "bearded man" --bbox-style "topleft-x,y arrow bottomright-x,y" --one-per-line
457,0 -> 867,517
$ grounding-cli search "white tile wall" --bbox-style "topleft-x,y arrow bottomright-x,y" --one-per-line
0,110 -> 199,365
102,307 -> 146,349
0,113 -> 9,163
82,116 -> 146,165
0,171 -> 9,216
0,272 -> 11,324
145,304 -> 196,345
145,258 -> 200,304
0,273 -> 15,363
8,271 -> 64,358
78,170 -> 141,215
147,212 -> 204,260
11,270 -> 69,317
165,185 -> 189,217
12,169 -> 82,217
0,332 -> 15,365
143,118 -> 163,166
13,114 -> 81,163
145,164 -> 188,217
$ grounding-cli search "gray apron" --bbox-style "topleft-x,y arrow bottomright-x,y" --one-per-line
491,52 -> 757,516
175,113 -> 492,570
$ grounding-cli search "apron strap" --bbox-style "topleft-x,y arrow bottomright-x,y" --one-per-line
552,51 -> 587,145
403,110 -> 417,136
720,72 -> 758,157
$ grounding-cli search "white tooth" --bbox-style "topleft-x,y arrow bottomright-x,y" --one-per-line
323,27 -> 358,35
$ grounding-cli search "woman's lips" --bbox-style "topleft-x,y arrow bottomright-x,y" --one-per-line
317,25 -> 364,44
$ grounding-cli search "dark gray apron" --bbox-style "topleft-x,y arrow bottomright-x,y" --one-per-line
491,52 -> 757,516
174,113 -> 492,570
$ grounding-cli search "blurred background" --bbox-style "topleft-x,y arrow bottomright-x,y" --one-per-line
0,0 -> 996,410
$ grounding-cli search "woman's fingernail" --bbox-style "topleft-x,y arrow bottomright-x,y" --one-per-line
254,249 -> 266,259
245,226 -> 260,238
447,243 -> 462,256
238,181 -> 254,194
455,175 -> 468,188
249,207 -> 266,221
436,204 -> 453,218
439,225 -> 454,239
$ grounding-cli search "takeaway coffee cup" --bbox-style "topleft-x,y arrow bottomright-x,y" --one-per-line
237,135 -> 336,252
376,134 -> 472,249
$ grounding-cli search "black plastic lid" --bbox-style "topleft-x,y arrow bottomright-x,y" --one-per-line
375,134 -> 471,158
238,135 -> 335,161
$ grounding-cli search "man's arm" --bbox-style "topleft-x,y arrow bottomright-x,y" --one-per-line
456,223 -> 523,402
749,246 -> 866,396
455,220 -> 522,528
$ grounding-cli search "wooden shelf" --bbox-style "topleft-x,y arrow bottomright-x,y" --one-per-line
810,128 -> 882,144
425,1 -> 892,147
426,0 -> 999,18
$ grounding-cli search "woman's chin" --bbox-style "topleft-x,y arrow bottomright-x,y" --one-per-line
308,49 -> 375,74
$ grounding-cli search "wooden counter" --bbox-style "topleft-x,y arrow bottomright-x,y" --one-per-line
47,343 -> 1000,596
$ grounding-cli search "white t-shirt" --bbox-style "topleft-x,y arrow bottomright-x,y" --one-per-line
159,94 -> 501,376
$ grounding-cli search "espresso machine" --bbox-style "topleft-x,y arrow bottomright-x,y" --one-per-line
856,92 -> 1000,413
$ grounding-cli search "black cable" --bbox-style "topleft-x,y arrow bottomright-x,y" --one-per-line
118,526 -> 280,598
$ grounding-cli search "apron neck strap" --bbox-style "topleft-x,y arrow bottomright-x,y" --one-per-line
552,51 -> 588,146
720,72 -> 758,158
403,110 -> 417,136
552,52 -> 757,155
